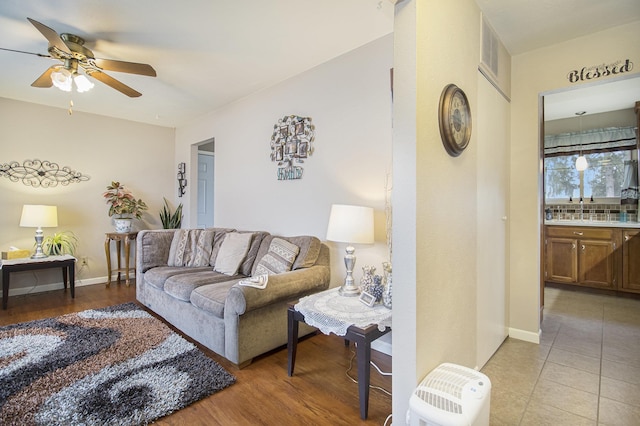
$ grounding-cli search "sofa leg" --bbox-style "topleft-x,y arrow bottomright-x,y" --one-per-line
237,359 -> 253,369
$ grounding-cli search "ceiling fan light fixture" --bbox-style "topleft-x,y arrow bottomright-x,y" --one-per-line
74,74 -> 94,93
51,67 -> 72,92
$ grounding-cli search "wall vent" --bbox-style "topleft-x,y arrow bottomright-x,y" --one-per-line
481,17 -> 499,79
479,13 -> 511,101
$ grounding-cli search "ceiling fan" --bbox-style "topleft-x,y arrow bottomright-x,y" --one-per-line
1,18 -> 156,97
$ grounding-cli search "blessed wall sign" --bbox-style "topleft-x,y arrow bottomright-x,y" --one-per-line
567,59 -> 633,83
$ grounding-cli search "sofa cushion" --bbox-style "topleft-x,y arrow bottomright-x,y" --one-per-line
252,235 -> 321,275
164,270 -> 241,302
190,280 -> 241,318
168,229 -> 216,267
254,238 -> 300,275
144,266 -> 212,291
289,236 -> 322,270
214,232 -> 253,275
237,231 -> 269,276
208,228 -> 236,266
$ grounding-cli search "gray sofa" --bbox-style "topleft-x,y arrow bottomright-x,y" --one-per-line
136,227 -> 330,367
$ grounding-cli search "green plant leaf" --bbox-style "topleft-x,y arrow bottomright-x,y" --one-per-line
41,231 -> 78,255
160,198 -> 183,229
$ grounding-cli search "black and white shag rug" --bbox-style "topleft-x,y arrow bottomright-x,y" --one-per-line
0,302 -> 235,425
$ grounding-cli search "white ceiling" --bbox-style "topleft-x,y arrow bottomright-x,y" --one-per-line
544,76 -> 640,121
0,0 -> 394,127
476,0 -> 640,55
0,0 -> 638,128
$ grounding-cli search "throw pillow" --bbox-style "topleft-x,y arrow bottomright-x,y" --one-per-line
168,229 -> 215,267
214,232 -> 253,275
167,230 -> 189,267
254,237 -> 300,276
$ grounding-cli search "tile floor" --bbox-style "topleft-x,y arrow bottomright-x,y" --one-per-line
481,286 -> 640,425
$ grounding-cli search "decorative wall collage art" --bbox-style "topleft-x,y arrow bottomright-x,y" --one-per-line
270,115 -> 315,180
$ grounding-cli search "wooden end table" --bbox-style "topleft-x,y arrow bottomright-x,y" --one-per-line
1,255 -> 76,309
104,232 -> 138,286
287,288 -> 392,420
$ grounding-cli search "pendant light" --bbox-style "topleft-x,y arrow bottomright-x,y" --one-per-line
575,111 -> 588,171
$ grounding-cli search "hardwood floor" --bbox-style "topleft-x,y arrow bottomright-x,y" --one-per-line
0,282 -> 392,425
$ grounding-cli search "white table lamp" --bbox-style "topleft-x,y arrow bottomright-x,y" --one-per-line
326,204 -> 374,297
20,204 -> 58,259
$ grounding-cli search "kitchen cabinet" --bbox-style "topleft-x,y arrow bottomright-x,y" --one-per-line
545,226 -> 619,290
622,229 -> 640,293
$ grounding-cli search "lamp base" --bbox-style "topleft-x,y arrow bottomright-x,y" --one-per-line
339,244 -> 361,297
31,228 -> 48,259
338,284 -> 361,297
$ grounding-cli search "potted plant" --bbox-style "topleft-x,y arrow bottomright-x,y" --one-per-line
159,198 -> 183,229
42,231 -> 78,256
103,181 -> 148,232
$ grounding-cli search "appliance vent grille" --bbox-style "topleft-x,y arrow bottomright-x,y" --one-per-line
408,363 -> 492,426
416,390 -> 463,414
413,363 -> 486,413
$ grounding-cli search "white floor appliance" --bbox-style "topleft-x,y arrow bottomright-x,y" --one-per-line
407,363 -> 491,426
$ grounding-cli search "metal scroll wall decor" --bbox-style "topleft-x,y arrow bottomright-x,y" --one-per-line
0,159 -> 90,187
270,115 -> 315,180
177,162 -> 187,197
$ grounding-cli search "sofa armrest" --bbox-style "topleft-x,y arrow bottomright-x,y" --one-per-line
136,229 -> 177,273
225,264 -> 330,316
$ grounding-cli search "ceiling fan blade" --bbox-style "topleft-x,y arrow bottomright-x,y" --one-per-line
0,47 -> 51,58
31,66 -> 58,88
27,18 -> 72,55
92,58 -> 156,77
87,70 -> 142,97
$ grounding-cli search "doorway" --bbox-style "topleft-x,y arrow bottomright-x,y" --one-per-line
197,139 -> 215,228
540,75 -> 640,316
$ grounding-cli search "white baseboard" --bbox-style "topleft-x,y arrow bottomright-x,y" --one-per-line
371,331 -> 392,356
508,327 -> 541,344
7,274 -> 132,297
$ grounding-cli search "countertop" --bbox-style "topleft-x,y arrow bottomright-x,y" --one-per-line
545,220 -> 640,229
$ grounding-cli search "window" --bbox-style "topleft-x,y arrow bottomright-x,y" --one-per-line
544,150 -> 634,201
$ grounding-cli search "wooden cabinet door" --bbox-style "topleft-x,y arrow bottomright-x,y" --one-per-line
622,229 -> 640,292
546,237 -> 578,283
578,239 -> 616,289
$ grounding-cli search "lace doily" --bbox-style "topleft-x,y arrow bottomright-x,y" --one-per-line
295,287 -> 391,336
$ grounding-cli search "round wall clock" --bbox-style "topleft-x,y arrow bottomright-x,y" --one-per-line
438,84 -> 472,157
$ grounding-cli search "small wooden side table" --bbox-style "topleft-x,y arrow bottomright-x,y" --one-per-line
287,288 -> 392,420
1,255 -> 76,309
104,232 -> 138,286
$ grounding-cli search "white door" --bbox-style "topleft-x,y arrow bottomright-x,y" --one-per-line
197,153 -> 214,228
476,74 -> 509,368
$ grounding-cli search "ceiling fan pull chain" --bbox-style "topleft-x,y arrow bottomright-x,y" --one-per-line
68,100 -> 74,115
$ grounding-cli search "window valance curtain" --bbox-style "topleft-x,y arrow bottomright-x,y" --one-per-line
622,159 -> 639,205
544,126 -> 637,157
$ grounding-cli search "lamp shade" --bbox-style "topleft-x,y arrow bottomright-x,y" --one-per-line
51,68 -> 72,92
20,205 -> 58,228
326,204 -> 374,244
74,74 -> 95,92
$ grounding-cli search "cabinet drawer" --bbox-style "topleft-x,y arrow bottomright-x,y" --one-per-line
546,226 -> 614,240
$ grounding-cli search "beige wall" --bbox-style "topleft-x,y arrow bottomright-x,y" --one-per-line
509,21 -> 640,340
414,0 -> 480,368
0,98 -> 175,292
393,0 -> 511,417
175,35 -> 394,289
